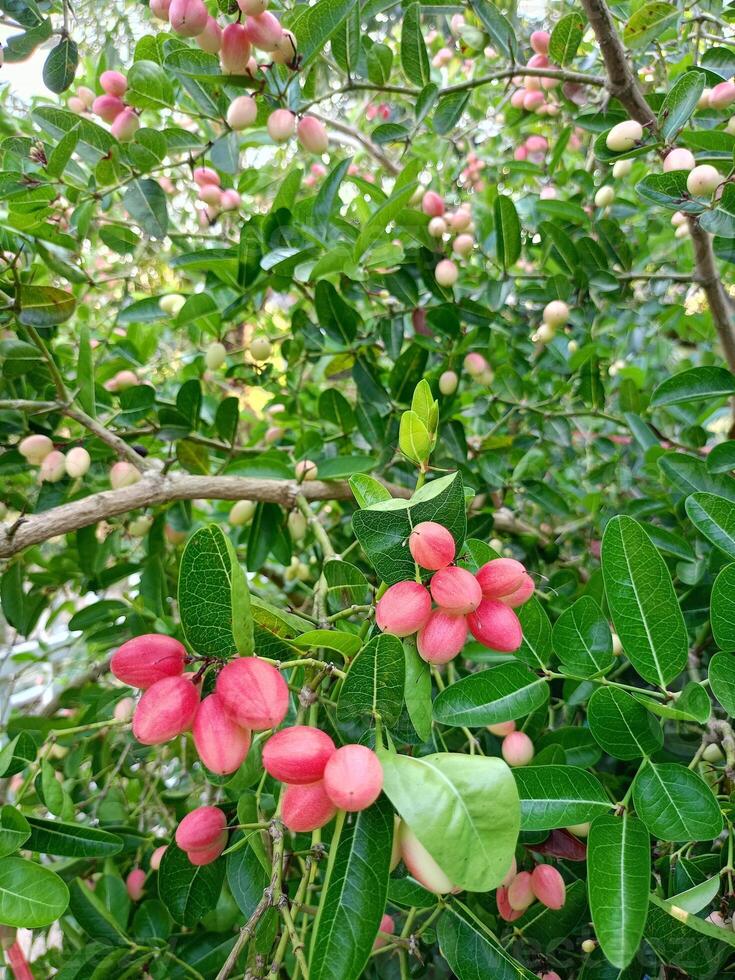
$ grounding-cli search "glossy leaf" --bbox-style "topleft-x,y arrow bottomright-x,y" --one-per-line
685,492 -> 735,560
632,762 -> 723,841
0,857 -> 69,928
336,633 -> 405,728
158,844 -> 225,927
432,661 -> 550,727
514,765 -> 611,830
587,687 -> 663,760
437,901 -> 537,980
552,596 -> 614,677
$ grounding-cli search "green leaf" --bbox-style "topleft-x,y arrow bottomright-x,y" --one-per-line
291,629 -> 361,659
289,0 -> 358,69
469,0 -> 514,59
353,180 -> 417,260
349,474 -> 391,508
552,596 -> 615,678
400,3 -> 429,87
0,806 -> 30,858
659,71 -> 707,141
548,12 -> 585,66
647,898 -> 735,970
399,409 -> 431,465
668,874 -> 721,914
178,524 -> 253,658
309,798 -> 393,980
313,157 -> 351,237
494,195 -> 521,269
42,36 -> 79,93
123,178 -> 168,238
515,597 -> 552,670
601,515 -> 688,688
709,652 -> 735,714
514,765 -> 611,831
46,122 -> 79,179
25,818 -> 123,857
351,472 -> 466,585
314,280 -> 360,345
636,171 -> 701,212
40,760 -> 64,816
158,844 -> 225,926
404,637 -> 432,742
377,749 -> 520,892
76,324 -> 96,417
17,284 -> 75,326
686,492 -> 735,560
0,857 -> 69,928
623,1 -> 678,48
651,366 -> 735,407
126,60 -> 174,110
434,91 -> 470,135
336,633 -> 405,729
437,901 -> 537,980
588,813 -> 650,968
659,451 -> 735,501
68,878 -> 130,946
632,762 -> 723,841
432,662 -> 550,728
587,687 -> 663,760
323,560 -> 370,612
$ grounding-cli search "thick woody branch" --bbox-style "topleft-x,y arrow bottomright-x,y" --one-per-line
579,0 -> 735,376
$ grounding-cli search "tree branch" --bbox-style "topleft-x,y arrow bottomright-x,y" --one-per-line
310,111 -> 400,175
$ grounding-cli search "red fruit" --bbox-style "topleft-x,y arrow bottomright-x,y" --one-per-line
216,657 -> 289,731
220,23 -> 251,74
497,886 -> 523,921
417,610 -> 467,664
531,864 -> 566,910
374,913 -> 395,949
507,870 -> 535,911
263,726 -> 336,784
186,833 -> 227,865
111,634 -> 187,689
501,731 -> 535,767
375,581 -> 431,637
409,522 -> 456,570
126,868 -> 146,901
282,781 -> 336,832
467,599 -> 522,651
430,566 -> 482,615
499,573 -> 535,608
132,675 -> 199,745
92,94 -> 124,123
169,0 -> 208,36
192,693 -> 251,775
421,191 -> 445,217
175,806 -> 227,852
323,745 -> 383,812
100,70 -> 127,97
476,559 -> 526,599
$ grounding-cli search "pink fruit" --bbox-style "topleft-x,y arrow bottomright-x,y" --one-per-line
109,461 -> 141,489
186,833 -> 227,865
149,0 -> 171,19
497,885 -> 524,921
525,135 -> 548,154
294,458 -> 317,479
220,23 -> 251,74
271,30 -> 297,65
282,781 -> 336,832
263,726 -> 336,784
399,823 -> 457,894
220,189 -> 241,211
527,53 -> 549,68
267,108 -> 296,143
507,870 -> 535,910
540,973 -> 562,980
150,845 -> 167,871
216,657 -> 289,730
435,259 -> 458,287
710,81 -> 735,109
111,634 -> 187,689
453,234 -> 474,256
488,721 -> 516,737
422,191 -> 445,217
373,913 -> 395,950
409,521 -> 456,570
500,856 -> 517,887
530,30 -> 550,55
19,433 -> 53,464
467,598 -> 523,651
663,147 -> 695,172
511,89 -> 526,109
40,450 -> 66,483
68,96 -> 86,114
227,94 -> 257,130
193,167 -> 220,187
126,868 -> 145,901
531,864 -> 566,909
430,566 -> 482,615
132,675 -> 200,745
523,91 -> 545,111
375,581 -> 431,637
175,805 -> 227,852
297,116 -> 328,154
238,0 -> 268,12
92,94 -> 125,123
113,697 -> 135,722
502,731 -> 535,767
476,559 -> 526,599
464,352 -> 488,376
514,143 -> 528,160
198,183 -> 222,206
169,0 -> 208,36
417,610 -> 467,664
687,164 -> 721,195
111,108 -> 139,142
499,573 -> 535,608
197,16 -> 222,53
65,446 -> 91,478
244,11 -> 283,50
192,693 -> 251,774
323,744 -> 383,812
100,70 -> 127,97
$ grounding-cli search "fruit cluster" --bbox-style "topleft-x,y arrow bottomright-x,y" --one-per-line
508,32 -> 562,117
18,435 -> 90,483
82,71 -> 140,142
496,857 -> 567,921
375,521 -> 533,664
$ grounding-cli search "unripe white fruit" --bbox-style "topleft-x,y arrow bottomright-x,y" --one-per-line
238,0 -> 268,12
582,940 -> 597,954
65,447 -> 91,478
542,300 -> 569,327
687,164 -> 720,196
159,294 -> 186,315
110,461 -> 141,489
267,109 -> 296,143
567,340 -> 578,354
612,159 -> 633,178
19,434 -> 54,465
611,633 -> 623,656
227,95 -> 258,130
229,500 -> 255,526
605,119 -> 643,152
566,821 -> 591,837
428,217 -> 447,237
697,88 -> 712,109
288,510 -> 307,540
435,259 -> 458,287
249,337 -> 272,361
594,185 -> 615,208
40,450 -> 66,483
674,223 -> 690,239
295,459 -> 318,481
671,210 -> 687,227
703,743 -> 724,763
534,322 -> 555,344
439,370 -> 458,396
452,234 -> 474,257
663,148 -> 696,173
727,117 -> 735,136
205,341 -> 227,370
